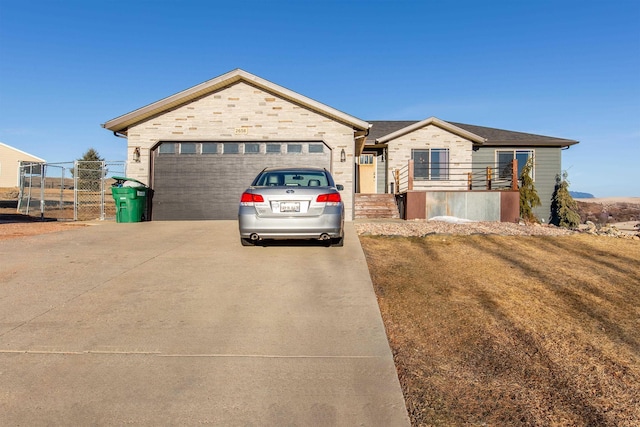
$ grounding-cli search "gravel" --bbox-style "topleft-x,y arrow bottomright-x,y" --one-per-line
355,219 -> 578,237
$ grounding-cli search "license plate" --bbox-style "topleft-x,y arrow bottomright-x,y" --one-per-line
279,202 -> 300,213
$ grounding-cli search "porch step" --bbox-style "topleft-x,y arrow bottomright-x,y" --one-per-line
354,194 -> 401,219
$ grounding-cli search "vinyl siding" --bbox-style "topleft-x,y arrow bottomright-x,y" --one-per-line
376,152 -> 386,193
0,143 -> 46,187
472,146 -> 562,222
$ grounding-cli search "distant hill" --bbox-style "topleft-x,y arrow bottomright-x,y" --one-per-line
570,191 -> 594,198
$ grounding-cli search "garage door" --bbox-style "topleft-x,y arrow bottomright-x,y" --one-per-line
151,141 -> 332,220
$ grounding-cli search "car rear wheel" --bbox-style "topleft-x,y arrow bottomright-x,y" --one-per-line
240,238 -> 254,246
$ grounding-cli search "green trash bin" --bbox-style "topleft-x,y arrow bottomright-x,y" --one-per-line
111,176 -> 148,223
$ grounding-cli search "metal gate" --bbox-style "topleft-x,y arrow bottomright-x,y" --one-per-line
17,160 -> 126,221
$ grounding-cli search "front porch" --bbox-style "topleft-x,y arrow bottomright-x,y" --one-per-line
355,158 -> 521,222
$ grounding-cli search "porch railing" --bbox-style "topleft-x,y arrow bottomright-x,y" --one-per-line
393,159 -> 518,193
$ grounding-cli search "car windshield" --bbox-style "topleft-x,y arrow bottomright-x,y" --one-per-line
253,171 -> 329,187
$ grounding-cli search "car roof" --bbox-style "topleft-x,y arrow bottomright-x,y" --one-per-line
260,167 -> 328,173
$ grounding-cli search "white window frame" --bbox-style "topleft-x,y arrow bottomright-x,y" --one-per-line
411,148 -> 450,181
244,143 -> 260,154
158,143 -> 176,154
266,143 -> 281,154
201,142 -> 219,154
223,143 -> 240,154
496,149 -> 535,181
358,153 -> 374,165
179,142 -> 197,155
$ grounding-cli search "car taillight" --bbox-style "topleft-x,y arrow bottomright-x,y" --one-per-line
316,193 -> 341,204
240,192 -> 264,205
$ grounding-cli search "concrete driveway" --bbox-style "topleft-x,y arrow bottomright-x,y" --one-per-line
0,220 -> 409,425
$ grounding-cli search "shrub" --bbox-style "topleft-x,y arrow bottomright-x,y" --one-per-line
551,171 -> 581,228
519,158 -> 541,222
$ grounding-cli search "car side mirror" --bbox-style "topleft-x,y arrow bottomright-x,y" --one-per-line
336,184 -> 344,191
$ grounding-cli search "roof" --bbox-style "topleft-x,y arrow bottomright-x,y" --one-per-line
102,69 -> 371,134
0,142 -> 46,162
449,122 -> 579,147
367,120 -> 579,148
374,117 -> 486,144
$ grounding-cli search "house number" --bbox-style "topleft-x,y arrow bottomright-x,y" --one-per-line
234,128 -> 248,135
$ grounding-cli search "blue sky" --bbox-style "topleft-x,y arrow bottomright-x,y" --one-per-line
1,0 -> 638,196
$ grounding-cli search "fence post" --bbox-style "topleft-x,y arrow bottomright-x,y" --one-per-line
486,166 -> 492,190
511,159 -> 518,190
100,161 -> 106,220
408,159 -> 414,191
40,164 -> 45,220
74,160 -> 78,221
468,172 -> 473,190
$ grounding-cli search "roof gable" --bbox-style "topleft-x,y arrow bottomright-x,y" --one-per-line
367,120 -> 579,148
0,142 -> 46,162
102,69 -> 370,133
373,117 -> 486,144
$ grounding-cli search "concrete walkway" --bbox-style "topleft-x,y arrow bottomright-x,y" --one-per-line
0,221 -> 409,425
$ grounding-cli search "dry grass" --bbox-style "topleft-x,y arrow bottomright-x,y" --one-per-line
360,234 -> 640,426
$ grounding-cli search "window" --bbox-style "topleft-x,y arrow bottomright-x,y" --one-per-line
244,143 -> 260,154
359,154 -> 374,164
309,144 -> 324,153
158,143 -> 176,154
201,143 -> 219,154
223,143 -> 239,154
287,144 -> 302,154
430,149 -> 449,180
180,143 -> 197,154
412,148 -> 449,180
266,144 -> 281,154
497,150 -> 534,179
255,170 -> 329,187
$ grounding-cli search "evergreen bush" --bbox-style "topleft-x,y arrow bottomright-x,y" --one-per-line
519,158 -> 541,222
550,171 -> 581,229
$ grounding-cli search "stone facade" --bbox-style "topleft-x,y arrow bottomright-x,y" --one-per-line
124,81 -> 358,218
386,124 -> 473,191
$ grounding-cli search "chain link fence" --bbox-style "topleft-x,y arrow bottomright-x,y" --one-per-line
17,161 -> 126,221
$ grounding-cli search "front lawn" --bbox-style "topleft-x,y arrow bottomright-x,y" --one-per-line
360,234 -> 640,426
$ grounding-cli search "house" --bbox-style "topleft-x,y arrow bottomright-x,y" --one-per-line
360,118 -> 578,223
102,69 -> 370,220
102,69 -> 578,222
0,142 -> 46,187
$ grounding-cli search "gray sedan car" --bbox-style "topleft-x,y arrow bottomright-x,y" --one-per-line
238,167 -> 345,246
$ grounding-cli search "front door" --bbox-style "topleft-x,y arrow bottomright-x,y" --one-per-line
358,153 -> 376,193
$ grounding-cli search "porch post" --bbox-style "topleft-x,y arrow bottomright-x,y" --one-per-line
511,159 -> 518,190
